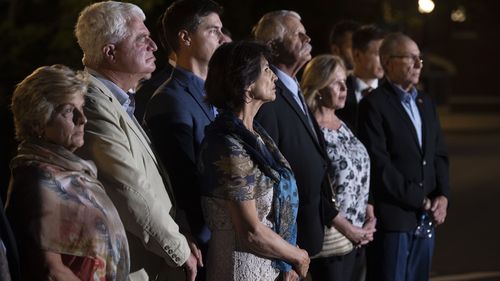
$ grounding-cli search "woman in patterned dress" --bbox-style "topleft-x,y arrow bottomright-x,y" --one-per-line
301,55 -> 376,281
199,41 -> 310,281
6,65 -> 129,281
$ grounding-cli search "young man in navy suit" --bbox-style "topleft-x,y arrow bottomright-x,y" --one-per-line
358,33 -> 450,281
144,1 -> 229,279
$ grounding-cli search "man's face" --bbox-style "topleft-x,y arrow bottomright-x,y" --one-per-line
354,39 -> 384,80
278,16 -> 312,68
384,39 -> 422,90
330,32 -> 354,70
113,18 -> 157,78
335,32 -> 354,70
188,13 -> 226,64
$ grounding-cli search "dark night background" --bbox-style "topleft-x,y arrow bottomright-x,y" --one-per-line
1,0 -> 499,279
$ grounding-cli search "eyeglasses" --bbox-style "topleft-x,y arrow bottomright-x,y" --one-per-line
390,54 -> 423,65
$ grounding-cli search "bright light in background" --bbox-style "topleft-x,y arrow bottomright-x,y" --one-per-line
451,6 -> 467,22
418,0 -> 435,14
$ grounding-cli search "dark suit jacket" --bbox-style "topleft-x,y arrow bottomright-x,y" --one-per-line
145,68 -> 215,243
134,63 -> 174,123
337,75 -> 384,134
357,81 -> 450,232
255,66 -> 338,256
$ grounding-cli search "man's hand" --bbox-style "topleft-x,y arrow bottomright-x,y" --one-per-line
430,196 -> 448,226
186,236 -> 203,267
183,253 -> 198,281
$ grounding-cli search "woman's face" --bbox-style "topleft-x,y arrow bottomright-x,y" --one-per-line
249,57 -> 278,103
318,66 -> 347,110
43,94 -> 86,152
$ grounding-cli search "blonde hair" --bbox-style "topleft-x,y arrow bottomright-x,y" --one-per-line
11,65 -> 89,141
300,54 -> 345,113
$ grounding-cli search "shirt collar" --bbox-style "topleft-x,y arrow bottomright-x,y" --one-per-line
389,81 -> 418,102
85,67 -> 131,106
354,76 -> 378,92
274,67 -> 299,95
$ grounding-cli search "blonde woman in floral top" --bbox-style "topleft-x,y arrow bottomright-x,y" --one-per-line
6,65 -> 129,281
301,55 -> 376,281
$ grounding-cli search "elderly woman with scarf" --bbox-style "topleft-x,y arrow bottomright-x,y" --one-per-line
198,41 -> 310,281
6,65 -> 129,281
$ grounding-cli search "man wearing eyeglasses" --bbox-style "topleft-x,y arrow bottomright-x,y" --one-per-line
358,32 -> 450,281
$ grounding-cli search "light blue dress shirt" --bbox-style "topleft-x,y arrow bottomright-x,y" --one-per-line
274,68 -> 306,113
86,67 -> 136,118
392,83 -> 422,147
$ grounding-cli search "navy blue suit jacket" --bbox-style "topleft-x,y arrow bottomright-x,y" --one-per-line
134,63 -> 175,123
358,81 -> 450,232
145,68 -> 215,243
255,66 -> 338,256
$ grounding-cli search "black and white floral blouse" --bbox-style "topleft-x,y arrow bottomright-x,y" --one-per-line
322,122 -> 371,227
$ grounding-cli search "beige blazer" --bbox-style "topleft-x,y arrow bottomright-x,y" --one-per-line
76,75 -> 190,280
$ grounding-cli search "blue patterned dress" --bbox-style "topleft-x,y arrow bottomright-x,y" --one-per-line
199,112 -> 299,281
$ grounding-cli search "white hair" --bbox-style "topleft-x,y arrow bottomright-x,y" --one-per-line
252,10 -> 301,43
75,1 -> 145,67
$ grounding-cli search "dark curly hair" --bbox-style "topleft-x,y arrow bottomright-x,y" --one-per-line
205,41 -> 272,113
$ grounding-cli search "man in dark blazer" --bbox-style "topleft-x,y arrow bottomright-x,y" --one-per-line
337,24 -> 386,133
358,32 -> 450,281
144,1 -> 228,278
134,11 -> 177,124
134,54 -> 175,123
253,10 -> 338,262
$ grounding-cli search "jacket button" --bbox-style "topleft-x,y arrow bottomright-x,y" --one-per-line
419,182 -> 423,187
423,160 -> 427,166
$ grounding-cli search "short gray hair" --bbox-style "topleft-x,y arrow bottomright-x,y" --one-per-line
11,65 -> 89,141
252,10 -> 301,43
379,32 -> 413,70
75,1 -> 145,67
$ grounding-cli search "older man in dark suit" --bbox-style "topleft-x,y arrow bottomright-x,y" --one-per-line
253,11 -> 339,278
358,32 -> 450,281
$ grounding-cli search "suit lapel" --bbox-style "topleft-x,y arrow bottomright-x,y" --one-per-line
275,79 -> 323,151
89,75 -> 159,165
174,69 -> 215,122
383,83 -> 422,152
346,75 -> 358,109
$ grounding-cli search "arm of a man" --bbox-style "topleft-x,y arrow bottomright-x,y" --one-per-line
78,92 -> 190,267
358,98 -> 425,210
430,103 -> 450,225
